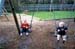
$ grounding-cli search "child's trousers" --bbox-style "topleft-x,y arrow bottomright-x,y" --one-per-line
57,34 -> 67,41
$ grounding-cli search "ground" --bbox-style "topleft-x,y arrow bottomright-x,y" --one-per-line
0,14 -> 75,49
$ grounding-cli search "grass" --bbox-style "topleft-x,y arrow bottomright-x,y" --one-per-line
28,11 -> 75,20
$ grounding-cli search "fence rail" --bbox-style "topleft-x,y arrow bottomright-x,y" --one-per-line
5,4 -> 75,11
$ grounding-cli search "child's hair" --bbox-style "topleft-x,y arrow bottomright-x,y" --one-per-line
22,20 -> 27,23
59,22 -> 65,27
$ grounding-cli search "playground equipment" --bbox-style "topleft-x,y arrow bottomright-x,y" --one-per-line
8,0 -> 36,35
0,0 -> 5,15
8,0 -> 21,35
0,0 -> 9,21
18,2 -> 36,36
52,1 -> 75,49
6,0 -> 75,47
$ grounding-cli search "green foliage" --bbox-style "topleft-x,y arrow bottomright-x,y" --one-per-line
0,46 -> 4,49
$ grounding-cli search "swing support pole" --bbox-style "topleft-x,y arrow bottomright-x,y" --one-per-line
8,0 -> 20,35
74,18 -> 75,22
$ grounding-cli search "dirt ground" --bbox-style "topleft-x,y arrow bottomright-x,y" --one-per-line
0,16 -> 75,49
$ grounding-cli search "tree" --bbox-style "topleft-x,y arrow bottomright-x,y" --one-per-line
74,0 -> 75,4
66,0 -> 74,4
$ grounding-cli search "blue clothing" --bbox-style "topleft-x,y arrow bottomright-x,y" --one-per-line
21,28 -> 31,33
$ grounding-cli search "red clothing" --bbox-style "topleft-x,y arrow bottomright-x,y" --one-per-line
21,23 -> 29,29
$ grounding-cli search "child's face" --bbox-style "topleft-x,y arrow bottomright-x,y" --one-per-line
59,24 -> 64,27
24,20 -> 27,23
24,21 -> 26,23
59,22 -> 65,27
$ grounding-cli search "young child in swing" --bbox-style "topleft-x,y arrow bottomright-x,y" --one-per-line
56,22 -> 68,43
20,20 -> 30,36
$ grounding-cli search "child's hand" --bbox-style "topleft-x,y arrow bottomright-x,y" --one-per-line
23,26 -> 26,27
26,27 -> 29,29
57,29 -> 60,32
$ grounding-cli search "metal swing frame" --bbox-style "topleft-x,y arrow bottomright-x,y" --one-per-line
53,1 -> 75,49
8,0 -> 21,35
51,1 -> 73,49
8,0 -> 37,35
2,7 -> 9,21
19,4 -> 36,29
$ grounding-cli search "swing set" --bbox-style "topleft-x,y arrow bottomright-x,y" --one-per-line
8,0 -> 35,35
8,0 -> 75,34
0,0 -> 9,21
0,0 -> 74,49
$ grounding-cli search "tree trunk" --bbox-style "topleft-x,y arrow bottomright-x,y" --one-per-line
43,0 -> 44,4
74,0 -> 75,4
48,0 -> 50,4
50,0 -> 53,11
74,18 -> 75,22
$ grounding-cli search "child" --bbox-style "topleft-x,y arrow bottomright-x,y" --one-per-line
20,20 -> 30,36
56,22 -> 68,43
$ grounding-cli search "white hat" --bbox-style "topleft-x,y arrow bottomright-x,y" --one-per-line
59,22 -> 65,27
